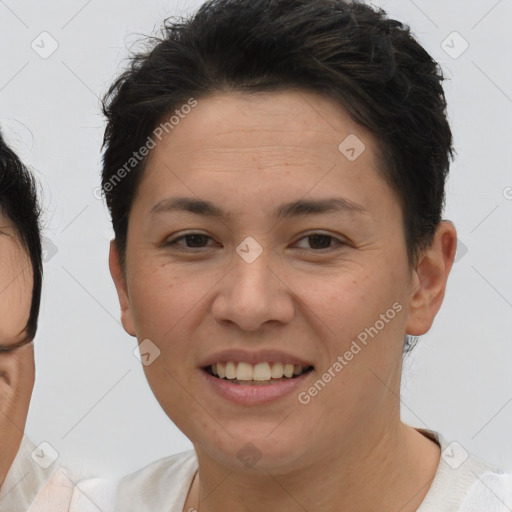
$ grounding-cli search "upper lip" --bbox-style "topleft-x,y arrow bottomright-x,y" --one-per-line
199,349 -> 314,368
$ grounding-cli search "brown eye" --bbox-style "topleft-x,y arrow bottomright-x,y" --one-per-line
307,235 -> 333,249
165,233 -> 215,249
294,233 -> 345,251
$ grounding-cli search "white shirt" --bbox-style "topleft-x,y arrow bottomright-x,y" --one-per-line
0,436 -> 73,511
114,428 -> 511,512
0,437 -> 116,512
3,430 -> 510,511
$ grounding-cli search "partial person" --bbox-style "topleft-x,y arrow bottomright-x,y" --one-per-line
0,127 -> 50,511
0,129 -> 115,512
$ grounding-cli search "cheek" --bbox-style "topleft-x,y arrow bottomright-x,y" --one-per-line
129,263 -> 177,328
0,344 -> 34,425
127,263 -> 208,359
0,263 -> 32,344
305,267 -> 404,331
303,261 -> 409,369
129,267 -> 198,425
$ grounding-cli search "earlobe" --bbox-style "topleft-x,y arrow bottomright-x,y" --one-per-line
108,240 -> 136,337
405,221 -> 458,336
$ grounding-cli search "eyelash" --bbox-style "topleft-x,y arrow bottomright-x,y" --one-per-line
164,232 -> 347,253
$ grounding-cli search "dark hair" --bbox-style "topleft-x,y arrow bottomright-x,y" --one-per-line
101,0 -> 454,354
0,130 -> 42,345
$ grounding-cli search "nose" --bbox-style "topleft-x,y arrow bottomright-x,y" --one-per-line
211,244 -> 295,332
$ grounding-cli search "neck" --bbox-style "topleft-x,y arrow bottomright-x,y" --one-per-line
185,421 -> 440,512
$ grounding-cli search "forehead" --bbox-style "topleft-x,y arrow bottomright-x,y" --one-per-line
149,90 -> 380,170
132,91 -> 401,226
0,212 -> 25,253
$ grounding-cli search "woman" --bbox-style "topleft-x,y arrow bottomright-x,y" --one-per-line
0,131 -> 112,512
100,1 -> 510,510
0,128 -> 49,511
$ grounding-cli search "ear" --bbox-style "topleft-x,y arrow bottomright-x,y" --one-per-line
405,221 -> 458,336
108,240 -> 136,337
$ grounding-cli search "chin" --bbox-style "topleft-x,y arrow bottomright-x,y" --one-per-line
194,432 -> 310,474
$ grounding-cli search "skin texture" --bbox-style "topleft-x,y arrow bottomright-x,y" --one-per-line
0,215 -> 35,488
109,90 -> 457,512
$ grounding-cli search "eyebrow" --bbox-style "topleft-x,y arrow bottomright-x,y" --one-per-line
150,196 -> 368,221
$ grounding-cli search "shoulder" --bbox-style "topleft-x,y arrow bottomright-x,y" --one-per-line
415,428 -> 504,512
114,450 -> 198,511
459,471 -> 512,511
0,436 -> 73,512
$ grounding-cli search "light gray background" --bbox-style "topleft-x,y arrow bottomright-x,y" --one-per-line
0,0 -> 511,479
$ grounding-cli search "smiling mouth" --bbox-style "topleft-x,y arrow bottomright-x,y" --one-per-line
203,361 -> 314,385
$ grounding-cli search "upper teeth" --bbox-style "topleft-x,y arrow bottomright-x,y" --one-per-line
211,362 -> 308,381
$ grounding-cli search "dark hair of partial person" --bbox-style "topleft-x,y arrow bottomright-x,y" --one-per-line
0,130 -> 42,346
100,0 -> 454,355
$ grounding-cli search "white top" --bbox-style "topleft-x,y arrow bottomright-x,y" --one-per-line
3,431 -> 510,511
114,428 -> 511,512
0,437 -> 116,512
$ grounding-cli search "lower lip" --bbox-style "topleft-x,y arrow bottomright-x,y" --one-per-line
201,369 -> 313,405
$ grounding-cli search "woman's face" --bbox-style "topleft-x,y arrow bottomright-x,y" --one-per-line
110,90 -> 447,472
0,213 -> 35,483
0,216 -> 33,346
